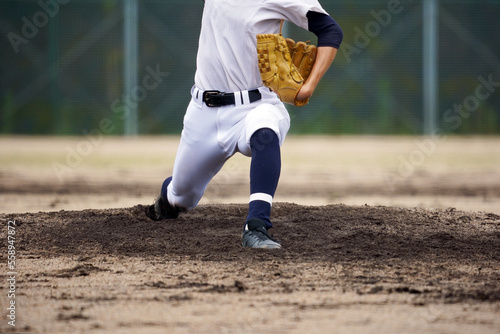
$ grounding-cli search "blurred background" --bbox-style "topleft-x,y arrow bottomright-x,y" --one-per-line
1,0 -> 499,136
1,0 -> 499,215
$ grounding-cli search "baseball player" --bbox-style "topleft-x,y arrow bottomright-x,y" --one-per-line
146,0 -> 343,248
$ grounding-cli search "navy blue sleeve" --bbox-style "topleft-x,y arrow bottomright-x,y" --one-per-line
307,11 -> 343,49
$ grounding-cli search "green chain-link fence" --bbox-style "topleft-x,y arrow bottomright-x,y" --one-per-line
1,0 -> 499,135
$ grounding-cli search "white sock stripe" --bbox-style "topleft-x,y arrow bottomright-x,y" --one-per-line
249,193 -> 273,205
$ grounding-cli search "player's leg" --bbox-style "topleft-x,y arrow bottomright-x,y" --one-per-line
239,102 -> 290,248
166,128 -> 229,211
146,99 -> 229,220
247,128 -> 280,228
243,127 -> 282,248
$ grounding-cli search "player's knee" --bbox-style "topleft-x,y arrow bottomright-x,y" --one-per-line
169,182 -> 202,211
170,194 -> 198,211
250,128 -> 279,151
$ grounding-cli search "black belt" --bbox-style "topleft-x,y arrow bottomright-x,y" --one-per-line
202,89 -> 262,107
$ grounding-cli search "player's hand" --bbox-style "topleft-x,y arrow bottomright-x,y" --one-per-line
295,46 -> 339,105
296,81 -> 315,103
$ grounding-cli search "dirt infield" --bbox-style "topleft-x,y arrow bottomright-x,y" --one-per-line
0,136 -> 499,333
1,203 -> 499,333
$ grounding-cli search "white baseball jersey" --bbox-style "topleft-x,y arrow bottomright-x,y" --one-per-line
167,0 -> 329,210
195,0 -> 329,92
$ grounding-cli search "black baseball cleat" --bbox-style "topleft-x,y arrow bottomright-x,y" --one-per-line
145,195 -> 180,221
242,218 -> 281,249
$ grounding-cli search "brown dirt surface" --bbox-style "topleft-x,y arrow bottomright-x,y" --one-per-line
1,136 -> 499,333
1,203 -> 500,333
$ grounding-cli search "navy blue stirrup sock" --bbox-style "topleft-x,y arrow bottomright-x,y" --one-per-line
247,128 -> 281,229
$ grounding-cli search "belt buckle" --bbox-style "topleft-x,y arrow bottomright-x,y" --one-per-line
203,90 -> 223,107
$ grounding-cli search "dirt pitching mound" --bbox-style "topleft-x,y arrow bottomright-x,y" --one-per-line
1,203 -> 500,333
5,203 -> 500,297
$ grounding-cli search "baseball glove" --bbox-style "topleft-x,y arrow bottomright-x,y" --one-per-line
256,21 -> 317,107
